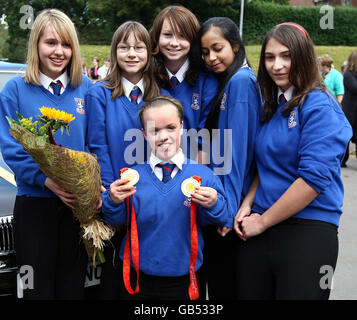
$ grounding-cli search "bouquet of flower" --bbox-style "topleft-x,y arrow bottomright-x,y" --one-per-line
6,107 -> 114,266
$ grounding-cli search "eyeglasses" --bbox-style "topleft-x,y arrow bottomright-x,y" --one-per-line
117,45 -> 147,53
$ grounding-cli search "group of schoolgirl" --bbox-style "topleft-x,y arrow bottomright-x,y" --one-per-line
0,4 -> 351,301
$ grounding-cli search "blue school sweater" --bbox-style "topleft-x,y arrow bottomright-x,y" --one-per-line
102,161 -> 232,277
85,82 -> 169,188
252,89 -> 352,226
0,75 -> 93,197
206,67 -> 263,218
168,71 -> 218,159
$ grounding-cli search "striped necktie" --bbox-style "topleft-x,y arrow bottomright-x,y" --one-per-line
50,80 -> 63,96
130,86 -> 141,104
170,76 -> 179,88
157,163 -> 176,183
279,93 -> 287,105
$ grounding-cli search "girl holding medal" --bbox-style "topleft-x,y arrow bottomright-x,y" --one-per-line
101,96 -> 233,300
198,17 -> 263,299
0,9 -> 92,299
150,5 -> 218,160
234,23 -> 351,299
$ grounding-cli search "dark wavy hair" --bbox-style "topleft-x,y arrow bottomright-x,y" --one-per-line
257,23 -> 325,123
150,6 -> 202,89
197,17 -> 249,131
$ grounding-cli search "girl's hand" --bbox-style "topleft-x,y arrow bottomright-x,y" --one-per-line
239,213 -> 267,240
96,185 -> 106,212
191,186 -> 217,208
217,226 -> 232,237
45,177 -> 76,209
109,179 -> 136,204
234,206 -> 252,240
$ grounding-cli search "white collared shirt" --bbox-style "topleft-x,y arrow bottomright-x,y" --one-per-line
166,59 -> 189,83
277,85 -> 294,103
40,71 -> 69,95
122,77 -> 145,104
149,148 -> 185,181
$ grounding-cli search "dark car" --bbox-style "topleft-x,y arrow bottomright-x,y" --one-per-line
0,61 -> 102,298
0,61 -> 25,297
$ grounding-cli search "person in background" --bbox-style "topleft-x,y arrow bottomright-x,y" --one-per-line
81,56 -> 87,75
198,17 -> 263,299
341,51 -> 357,167
234,22 -> 352,300
0,8 -> 93,299
318,54 -> 344,104
88,57 -> 100,82
98,56 -> 110,80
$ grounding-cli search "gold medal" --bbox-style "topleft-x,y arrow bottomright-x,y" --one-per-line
181,177 -> 201,198
121,168 -> 140,186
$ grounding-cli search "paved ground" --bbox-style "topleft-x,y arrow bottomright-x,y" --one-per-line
330,153 -> 357,300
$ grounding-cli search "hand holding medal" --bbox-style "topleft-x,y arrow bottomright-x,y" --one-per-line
109,168 -> 139,204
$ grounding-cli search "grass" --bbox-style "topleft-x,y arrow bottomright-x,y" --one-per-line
80,44 -> 357,75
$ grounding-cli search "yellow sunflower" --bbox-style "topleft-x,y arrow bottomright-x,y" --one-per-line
40,106 -> 75,123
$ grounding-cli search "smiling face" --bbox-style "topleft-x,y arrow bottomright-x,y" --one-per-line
264,37 -> 292,92
116,32 -> 148,84
158,18 -> 191,73
38,24 -> 72,79
201,26 -> 238,74
142,103 -> 183,161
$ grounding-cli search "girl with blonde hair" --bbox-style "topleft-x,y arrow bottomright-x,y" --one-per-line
0,8 -> 93,299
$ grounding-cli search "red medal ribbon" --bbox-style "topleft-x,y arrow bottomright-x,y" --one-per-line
120,168 -> 140,295
188,175 -> 201,300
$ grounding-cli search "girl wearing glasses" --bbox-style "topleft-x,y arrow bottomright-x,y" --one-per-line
85,20 -> 162,299
150,6 -> 218,160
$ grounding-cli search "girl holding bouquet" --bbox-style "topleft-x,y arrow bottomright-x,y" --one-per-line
85,21 -> 162,298
197,17 -> 263,299
0,9 -> 92,299
101,96 -> 233,300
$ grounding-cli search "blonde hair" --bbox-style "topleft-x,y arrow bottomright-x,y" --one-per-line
318,54 -> 334,68
105,20 -> 159,100
25,9 -> 82,87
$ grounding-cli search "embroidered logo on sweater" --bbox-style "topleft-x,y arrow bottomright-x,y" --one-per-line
220,93 -> 227,110
288,110 -> 297,128
74,98 -> 85,114
191,93 -> 200,110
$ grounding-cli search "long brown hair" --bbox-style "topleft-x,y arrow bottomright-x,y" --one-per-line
346,50 -> 357,72
150,6 -> 202,89
257,23 -> 325,123
104,21 -> 159,100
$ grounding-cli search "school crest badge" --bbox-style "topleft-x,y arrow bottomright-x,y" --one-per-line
74,98 -> 85,115
220,93 -> 227,110
288,110 -> 297,128
191,93 -> 200,110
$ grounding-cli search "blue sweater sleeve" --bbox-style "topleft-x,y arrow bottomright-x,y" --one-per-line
85,83 -> 115,188
198,169 -> 234,228
215,68 -> 263,217
297,92 -> 352,193
0,79 -> 47,188
101,189 -> 127,226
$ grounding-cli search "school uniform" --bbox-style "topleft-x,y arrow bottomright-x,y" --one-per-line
166,60 -> 218,159
202,66 -> 263,299
0,73 -> 93,299
236,87 -> 352,300
101,150 -> 233,300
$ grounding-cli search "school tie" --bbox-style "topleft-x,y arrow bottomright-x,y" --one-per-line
170,76 -> 179,88
279,93 -> 287,105
130,86 -> 141,104
157,163 -> 176,183
50,80 -> 63,96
